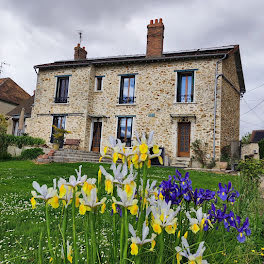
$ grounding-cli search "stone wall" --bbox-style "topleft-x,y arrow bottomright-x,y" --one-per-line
241,143 -> 259,160
221,54 -> 241,153
27,56 -> 241,165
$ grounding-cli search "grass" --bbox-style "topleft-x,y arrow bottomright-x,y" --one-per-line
0,160 -> 259,263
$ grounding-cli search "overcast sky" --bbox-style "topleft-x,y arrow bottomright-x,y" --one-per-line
0,0 -> 263,137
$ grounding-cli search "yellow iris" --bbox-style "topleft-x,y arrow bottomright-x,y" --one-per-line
67,247 -> 73,263
100,203 -> 106,214
176,253 -> 182,264
130,243 -> 138,255
128,204 -> 138,216
150,240 -> 156,251
79,204 -> 86,215
184,231 -> 188,239
98,169 -> 102,184
159,192 -> 164,200
30,197 -> 36,209
190,223 -> 200,234
75,197 -> 80,208
125,182 -> 135,198
48,196 -> 59,209
139,143 -> 148,154
132,154 -> 139,163
103,146 -> 108,154
153,145 -> 160,154
99,156 -> 103,162
112,203 -> 117,214
147,159 -> 151,168
165,223 -> 177,234
140,153 -> 147,161
113,152 -> 118,163
105,180 -> 113,194
83,182 -> 94,196
59,184 -> 67,198
158,156 -> 163,165
153,222 -> 162,234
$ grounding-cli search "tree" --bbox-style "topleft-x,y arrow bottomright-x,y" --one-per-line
241,132 -> 251,145
0,114 -> 8,134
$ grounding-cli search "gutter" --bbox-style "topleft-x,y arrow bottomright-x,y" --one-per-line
213,54 -> 227,161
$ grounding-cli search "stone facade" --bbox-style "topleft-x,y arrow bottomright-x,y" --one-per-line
26,53 -> 241,166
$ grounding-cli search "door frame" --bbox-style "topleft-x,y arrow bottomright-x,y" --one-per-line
90,118 -> 103,152
177,122 -> 191,157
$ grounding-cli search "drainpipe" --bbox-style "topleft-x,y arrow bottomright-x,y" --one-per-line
213,54 -> 227,161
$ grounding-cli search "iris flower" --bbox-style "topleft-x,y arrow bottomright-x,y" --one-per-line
65,165 -> 87,188
175,237 -> 208,264
151,199 -> 180,234
129,221 -> 157,255
112,187 -> 138,215
58,178 -> 73,208
79,188 -> 106,214
217,182 -> 239,203
186,208 -> 209,234
31,180 -> 58,208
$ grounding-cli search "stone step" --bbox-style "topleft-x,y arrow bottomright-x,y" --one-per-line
52,156 -> 111,164
53,153 -> 100,158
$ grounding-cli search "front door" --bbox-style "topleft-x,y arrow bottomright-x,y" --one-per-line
91,122 -> 102,152
178,122 -> 191,157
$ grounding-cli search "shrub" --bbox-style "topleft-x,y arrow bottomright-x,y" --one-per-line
258,139 -> 264,159
4,134 -> 45,148
241,132 -> 251,145
20,148 -> 44,160
191,139 -> 206,167
221,145 -> 231,162
0,114 -> 8,134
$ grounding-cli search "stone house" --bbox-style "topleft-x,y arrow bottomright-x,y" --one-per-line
26,18 -> 245,166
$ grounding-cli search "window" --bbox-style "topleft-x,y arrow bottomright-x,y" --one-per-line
176,72 -> 194,102
50,115 -> 66,143
117,117 -> 133,147
95,76 -> 103,91
119,76 -> 135,104
55,77 -> 69,103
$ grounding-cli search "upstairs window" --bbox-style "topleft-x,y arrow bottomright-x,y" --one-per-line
176,72 -> 194,103
119,75 -> 135,104
55,76 -> 69,103
95,76 -> 104,91
117,117 -> 133,147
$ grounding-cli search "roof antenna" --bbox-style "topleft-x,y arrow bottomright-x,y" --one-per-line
0,61 -> 10,77
77,30 -> 83,46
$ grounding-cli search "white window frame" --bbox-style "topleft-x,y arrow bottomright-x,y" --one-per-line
94,76 -> 104,92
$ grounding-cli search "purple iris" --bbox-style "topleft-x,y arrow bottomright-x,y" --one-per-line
234,216 -> 251,243
217,182 -> 239,203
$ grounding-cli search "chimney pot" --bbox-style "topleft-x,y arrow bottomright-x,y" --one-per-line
74,43 -> 87,60
146,18 -> 164,57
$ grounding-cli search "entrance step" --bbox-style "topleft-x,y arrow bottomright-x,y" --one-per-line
171,157 -> 191,168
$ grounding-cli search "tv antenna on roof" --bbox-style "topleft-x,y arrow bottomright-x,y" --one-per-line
0,61 -> 10,77
77,30 -> 83,46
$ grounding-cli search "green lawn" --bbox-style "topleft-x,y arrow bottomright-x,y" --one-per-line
0,161 -> 238,263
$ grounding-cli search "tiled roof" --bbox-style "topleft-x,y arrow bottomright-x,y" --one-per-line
7,95 -> 34,117
0,78 -> 30,105
250,130 -> 264,143
34,45 -> 245,94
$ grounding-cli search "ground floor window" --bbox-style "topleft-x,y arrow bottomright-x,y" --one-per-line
50,115 -> 66,143
117,117 -> 133,147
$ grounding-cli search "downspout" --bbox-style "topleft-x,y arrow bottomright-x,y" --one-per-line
213,54 -> 227,161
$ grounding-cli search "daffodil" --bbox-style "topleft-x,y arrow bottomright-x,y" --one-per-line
186,208 -> 209,234
175,237 -> 208,264
129,221 -> 157,254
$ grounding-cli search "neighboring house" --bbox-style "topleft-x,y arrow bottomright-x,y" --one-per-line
26,18 -> 245,166
6,95 -> 34,136
241,130 -> 264,160
0,77 -> 30,115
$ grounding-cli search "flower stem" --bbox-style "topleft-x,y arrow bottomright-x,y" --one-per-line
62,207 -> 67,264
85,213 -> 90,264
45,203 -> 55,263
89,212 -> 97,263
119,214 -> 124,264
72,188 -> 78,264
122,208 -> 128,263
156,231 -> 164,264
38,229 -> 43,264
113,213 -> 117,262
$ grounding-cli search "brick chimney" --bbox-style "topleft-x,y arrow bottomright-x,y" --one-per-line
74,43 -> 87,60
146,18 -> 164,57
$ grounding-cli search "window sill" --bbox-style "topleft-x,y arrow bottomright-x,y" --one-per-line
52,102 -> 70,105
94,90 -> 103,93
116,103 -> 137,106
174,102 -> 196,105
